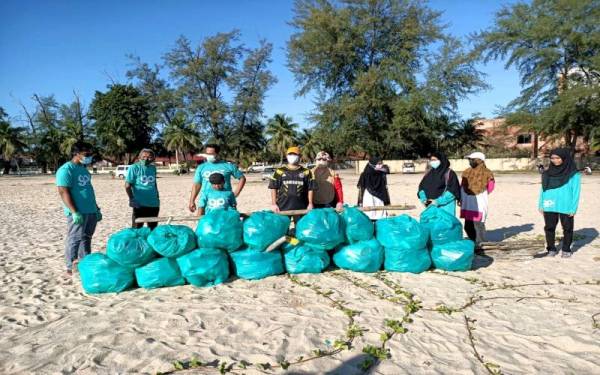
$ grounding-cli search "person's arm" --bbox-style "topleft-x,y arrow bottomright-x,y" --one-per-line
538,186 -> 544,213
568,173 -> 581,215
231,165 -> 246,197
307,190 -> 314,210
270,189 -> 280,212
487,178 -> 496,194
198,207 -> 205,216
306,169 -> 316,210
334,174 -> 344,209
189,183 -> 201,213
418,190 -> 428,204
196,193 -> 207,217
234,176 -> 246,197
57,187 -> 78,214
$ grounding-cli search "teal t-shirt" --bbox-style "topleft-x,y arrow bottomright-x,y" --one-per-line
538,173 -> 581,214
198,189 -> 237,213
126,162 -> 160,207
193,160 -> 244,198
56,161 -> 98,215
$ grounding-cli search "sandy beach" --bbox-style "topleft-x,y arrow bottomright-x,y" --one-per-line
0,170 -> 599,374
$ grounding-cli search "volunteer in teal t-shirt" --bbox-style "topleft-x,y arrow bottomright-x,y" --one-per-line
538,148 -> 581,258
125,148 -> 160,229
188,144 -> 246,214
198,173 -> 237,215
55,141 -> 102,275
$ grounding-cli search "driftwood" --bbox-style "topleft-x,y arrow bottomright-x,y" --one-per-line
134,204 -> 415,224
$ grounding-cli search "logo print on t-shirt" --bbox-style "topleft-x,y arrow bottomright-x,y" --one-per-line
140,175 -> 155,186
78,174 -> 90,187
208,198 -> 226,208
543,199 -> 555,208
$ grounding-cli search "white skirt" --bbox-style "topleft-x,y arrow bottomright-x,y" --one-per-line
363,190 -> 388,220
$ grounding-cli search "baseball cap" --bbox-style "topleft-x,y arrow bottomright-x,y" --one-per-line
287,146 -> 301,155
465,151 -> 486,161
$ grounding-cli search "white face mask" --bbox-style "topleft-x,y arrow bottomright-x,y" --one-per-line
287,154 -> 300,165
430,160 -> 441,169
205,154 -> 216,163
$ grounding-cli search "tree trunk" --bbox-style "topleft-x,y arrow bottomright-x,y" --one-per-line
532,131 -> 538,159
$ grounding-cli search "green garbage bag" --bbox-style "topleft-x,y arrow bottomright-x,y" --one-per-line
283,242 -> 330,274
243,211 -> 290,250
296,208 -> 344,250
79,253 -> 135,294
230,247 -> 284,280
106,227 -> 155,268
333,239 -> 383,273
384,247 -> 431,273
376,214 -> 428,249
147,224 -> 197,258
196,210 -> 243,251
420,206 -> 463,245
177,248 -> 230,287
431,239 -> 475,271
340,206 -> 374,243
135,257 -> 186,289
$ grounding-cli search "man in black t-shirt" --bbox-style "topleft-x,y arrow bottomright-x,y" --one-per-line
269,146 -> 316,214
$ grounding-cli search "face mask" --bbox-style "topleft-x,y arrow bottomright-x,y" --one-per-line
140,159 -> 153,166
469,160 -> 478,168
205,155 -> 216,163
287,155 -> 300,165
82,156 -> 93,165
430,160 -> 441,169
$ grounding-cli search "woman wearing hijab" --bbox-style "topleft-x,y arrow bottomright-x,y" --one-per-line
460,152 -> 495,251
539,148 -> 581,258
357,157 -> 390,220
312,151 -> 344,209
417,152 -> 461,216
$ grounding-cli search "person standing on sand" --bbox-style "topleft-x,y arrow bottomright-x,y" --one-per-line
269,146 -> 315,224
56,142 -> 102,275
460,152 -> 495,253
188,144 -> 246,215
539,148 -> 581,258
126,149 -> 160,229
357,157 -> 390,220
418,152 -> 461,216
312,151 -> 344,209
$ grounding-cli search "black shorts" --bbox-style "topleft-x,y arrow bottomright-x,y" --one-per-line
132,206 -> 160,229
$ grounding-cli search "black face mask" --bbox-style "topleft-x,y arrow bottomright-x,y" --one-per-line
469,160 -> 478,168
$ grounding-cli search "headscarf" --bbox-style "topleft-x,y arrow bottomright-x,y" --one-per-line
358,157 -> 390,204
542,148 -> 578,191
418,152 -> 461,201
462,158 -> 494,195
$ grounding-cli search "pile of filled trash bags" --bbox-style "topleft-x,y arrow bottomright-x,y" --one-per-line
79,206 -> 475,294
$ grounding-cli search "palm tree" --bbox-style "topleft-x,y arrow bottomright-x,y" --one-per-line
162,114 -> 202,169
265,114 -> 298,164
296,128 -> 321,162
0,109 -> 28,175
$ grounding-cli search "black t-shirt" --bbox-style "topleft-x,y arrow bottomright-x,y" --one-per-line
268,166 -> 316,211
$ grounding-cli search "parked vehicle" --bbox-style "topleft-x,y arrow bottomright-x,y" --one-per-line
115,165 -> 130,179
247,164 -> 274,173
402,162 -> 416,174
262,167 -> 275,181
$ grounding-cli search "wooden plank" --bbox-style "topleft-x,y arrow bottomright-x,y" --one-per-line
134,204 -> 415,224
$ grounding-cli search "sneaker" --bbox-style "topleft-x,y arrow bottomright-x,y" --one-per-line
546,250 -> 559,257
561,252 -> 572,258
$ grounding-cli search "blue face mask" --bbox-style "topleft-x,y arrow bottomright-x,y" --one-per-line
82,156 -> 93,165
430,160 -> 441,169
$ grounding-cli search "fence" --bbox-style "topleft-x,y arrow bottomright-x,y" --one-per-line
355,157 -> 537,174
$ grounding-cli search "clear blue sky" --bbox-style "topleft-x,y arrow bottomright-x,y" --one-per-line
0,0 -> 522,127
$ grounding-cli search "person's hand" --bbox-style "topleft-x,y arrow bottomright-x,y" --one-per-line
271,204 -> 280,213
430,199 -> 438,206
188,202 -> 197,213
72,212 -> 84,225
96,209 -> 103,222
234,190 -> 241,198
306,203 -> 314,211
129,199 -> 141,209
568,213 -> 575,217
457,201 -> 461,207
335,202 -> 344,211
